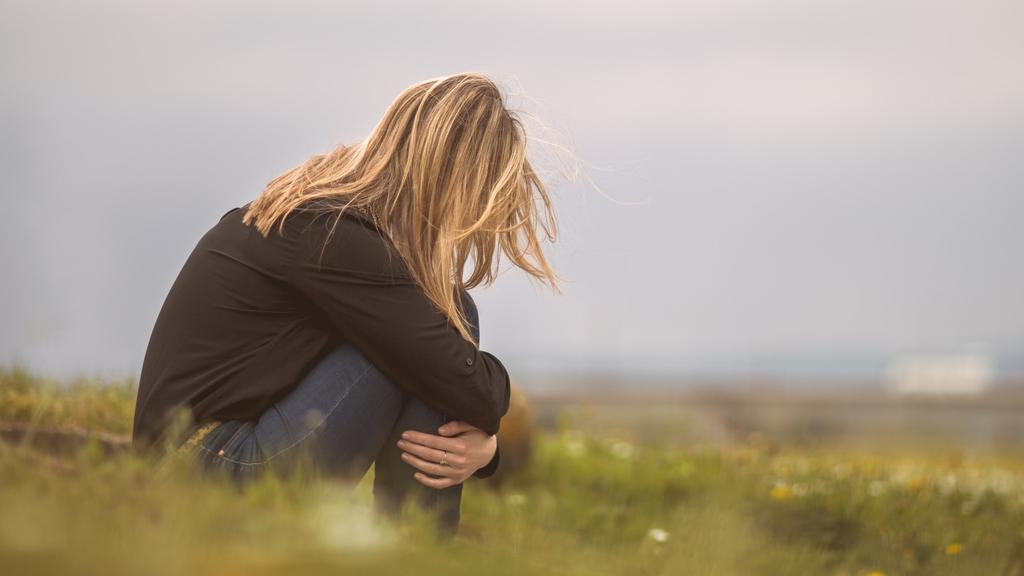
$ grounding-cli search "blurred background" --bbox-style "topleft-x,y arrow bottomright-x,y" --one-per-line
2,0 -> 1023,451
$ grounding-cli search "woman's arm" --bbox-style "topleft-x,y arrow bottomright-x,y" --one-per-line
285,212 -> 511,435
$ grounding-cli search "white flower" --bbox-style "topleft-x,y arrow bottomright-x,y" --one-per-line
647,528 -> 669,543
610,440 -> 635,461
565,440 -> 586,458
868,480 -> 886,497
311,493 -> 394,552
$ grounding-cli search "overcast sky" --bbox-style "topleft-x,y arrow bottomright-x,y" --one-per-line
2,0 -> 1023,382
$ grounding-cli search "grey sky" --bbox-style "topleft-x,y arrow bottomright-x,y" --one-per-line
2,0 -> 1023,381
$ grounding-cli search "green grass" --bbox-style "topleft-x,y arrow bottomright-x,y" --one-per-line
2,366 -> 1024,575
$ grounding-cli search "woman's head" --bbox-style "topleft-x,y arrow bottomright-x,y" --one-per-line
243,72 -> 560,343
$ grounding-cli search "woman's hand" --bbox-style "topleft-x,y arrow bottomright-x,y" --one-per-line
397,421 -> 498,489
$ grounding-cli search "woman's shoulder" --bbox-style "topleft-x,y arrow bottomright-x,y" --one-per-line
289,204 -> 384,245
281,201 -> 408,276
283,198 -> 377,227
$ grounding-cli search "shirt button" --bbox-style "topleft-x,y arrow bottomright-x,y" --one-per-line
465,357 -> 474,367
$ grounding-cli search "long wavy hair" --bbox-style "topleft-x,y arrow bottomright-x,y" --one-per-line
242,72 -> 560,344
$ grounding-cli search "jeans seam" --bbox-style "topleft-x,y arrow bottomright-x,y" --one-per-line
204,362 -> 374,467
196,441 -> 257,466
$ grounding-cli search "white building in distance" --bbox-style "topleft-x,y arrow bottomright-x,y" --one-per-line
884,354 -> 994,396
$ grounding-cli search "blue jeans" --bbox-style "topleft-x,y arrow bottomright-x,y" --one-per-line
192,293 -> 481,535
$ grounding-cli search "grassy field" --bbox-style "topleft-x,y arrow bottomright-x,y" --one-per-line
2,366 -> 1024,575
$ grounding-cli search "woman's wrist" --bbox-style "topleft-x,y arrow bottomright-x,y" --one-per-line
473,443 -> 500,478
396,421 -> 500,489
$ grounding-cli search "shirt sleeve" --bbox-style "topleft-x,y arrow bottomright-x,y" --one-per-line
284,211 -> 511,436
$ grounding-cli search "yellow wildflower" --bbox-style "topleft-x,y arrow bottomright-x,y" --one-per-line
945,543 -> 964,555
770,482 -> 793,501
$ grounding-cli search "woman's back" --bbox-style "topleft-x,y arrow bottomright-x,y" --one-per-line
132,203 -> 510,448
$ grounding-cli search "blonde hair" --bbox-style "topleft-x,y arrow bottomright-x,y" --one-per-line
243,72 -> 560,343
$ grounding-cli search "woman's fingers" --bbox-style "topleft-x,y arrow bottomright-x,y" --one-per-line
396,439 -> 465,467
396,439 -> 444,462
437,420 -> 476,436
413,472 -> 460,490
401,451 -> 461,477
401,430 -> 465,454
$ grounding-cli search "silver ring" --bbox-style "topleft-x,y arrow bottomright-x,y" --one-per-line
440,450 -> 448,466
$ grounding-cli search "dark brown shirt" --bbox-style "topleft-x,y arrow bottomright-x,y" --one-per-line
132,201 -> 510,466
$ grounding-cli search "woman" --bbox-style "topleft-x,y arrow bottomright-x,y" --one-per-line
131,72 -> 559,535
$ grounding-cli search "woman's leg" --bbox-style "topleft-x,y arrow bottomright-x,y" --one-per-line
372,291 -> 480,535
371,395 -> 463,534
194,342 -> 406,483
194,290 -> 481,534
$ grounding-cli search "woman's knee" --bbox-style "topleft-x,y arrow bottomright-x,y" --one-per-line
323,342 -> 397,379
318,343 -> 404,406
254,342 -> 404,452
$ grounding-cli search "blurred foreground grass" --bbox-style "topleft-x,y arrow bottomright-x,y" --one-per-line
2,366 -> 1024,576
